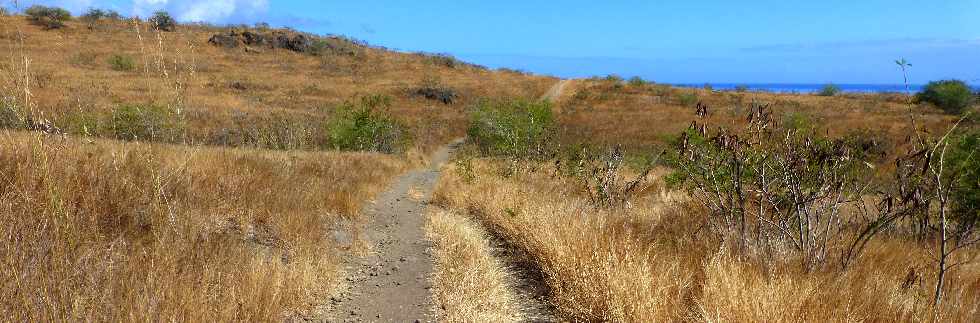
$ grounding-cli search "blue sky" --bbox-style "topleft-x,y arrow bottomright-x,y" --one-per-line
7,0 -> 980,84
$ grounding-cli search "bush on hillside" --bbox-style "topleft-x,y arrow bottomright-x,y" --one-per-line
604,74 -> 624,83
735,85 -> 749,92
916,80 -> 975,114
310,36 -> 362,56
25,5 -> 71,30
467,99 -> 554,157
817,84 -> 841,96
0,98 -> 24,129
424,53 -> 464,69
677,92 -> 699,107
949,130 -> 980,224
109,104 -> 184,142
80,8 -> 123,27
413,78 -> 458,105
107,54 -> 136,71
149,11 -> 176,31
326,95 -> 408,153
628,76 -> 646,87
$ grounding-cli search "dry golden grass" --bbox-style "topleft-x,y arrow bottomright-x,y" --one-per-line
0,130 -> 407,321
433,160 -> 693,321
425,209 -> 528,322
557,79 -> 956,153
433,159 -> 980,322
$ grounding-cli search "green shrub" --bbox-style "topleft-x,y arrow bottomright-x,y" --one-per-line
628,76 -> 646,87
467,99 -> 554,157
0,98 -> 24,129
677,92 -> 699,107
80,8 -> 123,27
783,112 -> 815,133
149,11 -> 176,32
604,74 -> 624,83
817,84 -> 841,96
916,80 -> 975,114
735,85 -> 749,92
326,95 -> 408,153
310,37 -> 361,56
423,53 -> 464,69
108,104 -> 184,142
107,54 -> 136,71
949,130 -> 980,225
80,8 -> 105,24
25,5 -> 71,30
60,111 -> 102,136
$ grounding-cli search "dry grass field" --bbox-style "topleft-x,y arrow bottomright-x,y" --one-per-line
555,78 -> 957,153
0,131 -> 407,321
432,159 -> 980,322
2,9 -> 978,323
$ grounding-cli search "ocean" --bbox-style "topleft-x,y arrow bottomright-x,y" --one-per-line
670,83 -> 980,94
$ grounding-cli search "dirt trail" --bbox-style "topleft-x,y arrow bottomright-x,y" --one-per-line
323,139 -> 464,322
540,79 -> 569,102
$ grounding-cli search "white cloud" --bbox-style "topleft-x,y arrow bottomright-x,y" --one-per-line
15,0 -> 96,12
132,0 -> 268,23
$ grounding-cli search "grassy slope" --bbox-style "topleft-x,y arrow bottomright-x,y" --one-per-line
556,79 -> 957,153
0,16 -> 554,154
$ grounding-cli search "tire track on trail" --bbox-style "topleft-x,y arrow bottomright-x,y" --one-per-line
322,139 -> 463,322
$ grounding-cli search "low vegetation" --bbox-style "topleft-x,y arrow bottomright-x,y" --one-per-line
107,54 -> 136,71
467,99 -> 554,157
413,78 -> 459,105
80,8 -> 123,29
25,5 -> 71,29
917,79 -> 976,114
817,83 -> 841,96
108,104 -> 185,142
326,95 -> 408,153
149,11 -> 177,32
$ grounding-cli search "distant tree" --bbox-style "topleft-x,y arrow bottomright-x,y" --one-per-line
817,83 -> 841,96
105,10 -> 123,20
149,11 -> 176,31
25,5 -> 71,30
80,8 -> 105,28
628,76 -> 646,87
735,85 -> 749,92
604,74 -> 624,83
916,80 -> 975,115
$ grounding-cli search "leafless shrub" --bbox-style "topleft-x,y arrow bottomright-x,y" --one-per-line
668,102 -> 873,270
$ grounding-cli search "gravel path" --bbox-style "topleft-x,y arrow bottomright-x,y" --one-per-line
326,139 -> 463,322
